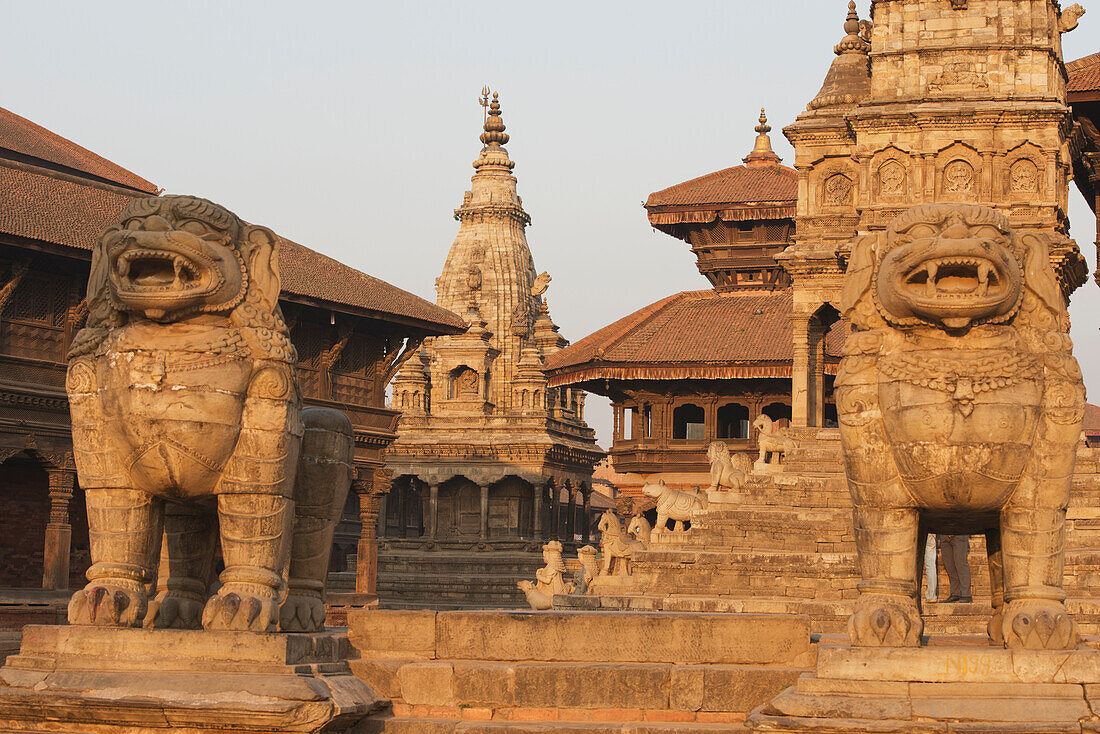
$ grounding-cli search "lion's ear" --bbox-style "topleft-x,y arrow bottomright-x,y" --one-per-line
839,234 -> 877,321
1020,232 -> 1066,317
243,225 -> 281,309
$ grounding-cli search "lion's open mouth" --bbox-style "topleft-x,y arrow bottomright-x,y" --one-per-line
904,257 -> 1000,299
117,250 -> 201,292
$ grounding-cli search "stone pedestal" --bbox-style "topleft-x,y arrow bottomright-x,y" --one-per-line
0,625 -> 386,733
748,639 -> 1100,733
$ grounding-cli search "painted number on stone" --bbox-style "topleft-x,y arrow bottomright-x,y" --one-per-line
944,653 -> 992,678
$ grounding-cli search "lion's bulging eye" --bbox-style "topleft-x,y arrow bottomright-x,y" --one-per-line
179,220 -> 213,237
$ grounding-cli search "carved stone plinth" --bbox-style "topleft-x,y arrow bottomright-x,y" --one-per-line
748,639 -> 1100,732
0,625 -> 385,733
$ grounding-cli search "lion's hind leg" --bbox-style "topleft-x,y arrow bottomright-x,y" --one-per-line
280,407 -> 354,632
146,501 -> 216,629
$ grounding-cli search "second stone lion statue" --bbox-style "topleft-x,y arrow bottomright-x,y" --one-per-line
66,195 -> 353,633
836,203 -> 1084,650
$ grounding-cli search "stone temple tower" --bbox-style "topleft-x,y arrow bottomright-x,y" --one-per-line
382,91 -> 603,609
779,0 -> 1089,428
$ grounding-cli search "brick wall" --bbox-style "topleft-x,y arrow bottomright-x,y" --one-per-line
0,460 -> 48,588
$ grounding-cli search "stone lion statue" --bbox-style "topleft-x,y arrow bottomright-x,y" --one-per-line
641,480 -> 707,536
706,441 -> 750,491
66,195 -> 354,633
836,203 -> 1084,650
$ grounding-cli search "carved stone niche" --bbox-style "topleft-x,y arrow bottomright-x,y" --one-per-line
872,147 -> 911,202
1003,142 -> 1045,200
937,142 -> 982,202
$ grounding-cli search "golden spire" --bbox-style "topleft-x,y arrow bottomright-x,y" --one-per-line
834,1 -> 871,55
479,90 -> 509,147
743,108 -> 782,167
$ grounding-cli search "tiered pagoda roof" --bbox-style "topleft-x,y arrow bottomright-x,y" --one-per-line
0,106 -> 464,334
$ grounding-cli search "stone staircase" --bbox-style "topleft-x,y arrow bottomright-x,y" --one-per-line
346,609 -> 813,733
562,429 -> 1100,636
377,550 -> 544,610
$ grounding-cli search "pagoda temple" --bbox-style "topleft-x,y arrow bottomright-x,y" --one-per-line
380,92 -> 603,609
545,111 -> 843,484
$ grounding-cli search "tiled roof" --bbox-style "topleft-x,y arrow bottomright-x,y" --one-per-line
0,107 -> 158,193
544,289 -> 845,386
1084,403 -> 1100,436
0,111 -> 464,334
1068,53 -> 1100,95
646,164 -> 798,209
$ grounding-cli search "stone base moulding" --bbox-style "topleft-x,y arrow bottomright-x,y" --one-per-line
747,638 -> 1100,733
0,625 -> 387,733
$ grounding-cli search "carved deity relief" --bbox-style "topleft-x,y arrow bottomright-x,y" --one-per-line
824,174 -> 854,207
943,160 -> 975,195
453,367 -> 480,398
1010,159 -> 1040,195
878,160 -> 907,197
836,204 -> 1083,651
66,195 -> 353,634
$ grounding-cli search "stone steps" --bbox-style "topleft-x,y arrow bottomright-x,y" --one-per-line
355,716 -> 751,733
378,550 -> 545,610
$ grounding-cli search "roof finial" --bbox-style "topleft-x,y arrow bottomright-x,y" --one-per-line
834,1 -> 871,55
480,90 -> 509,147
743,108 -> 781,167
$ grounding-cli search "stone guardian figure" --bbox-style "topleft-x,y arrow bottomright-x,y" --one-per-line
835,204 -> 1084,650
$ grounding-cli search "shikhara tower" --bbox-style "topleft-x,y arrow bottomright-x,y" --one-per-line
382,92 -> 602,608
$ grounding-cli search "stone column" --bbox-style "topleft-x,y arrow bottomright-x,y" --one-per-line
532,483 -> 544,541
479,485 -> 490,541
376,491 -> 388,538
428,483 -> 439,539
42,466 -> 75,590
812,323 -> 826,428
791,314 -> 811,428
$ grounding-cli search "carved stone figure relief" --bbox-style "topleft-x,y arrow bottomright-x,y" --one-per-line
823,173 -> 854,207
836,204 -> 1084,650
1010,158 -> 1040,195
878,160 -> 907,197
943,160 -> 975,195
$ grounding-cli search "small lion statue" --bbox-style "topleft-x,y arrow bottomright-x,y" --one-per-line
836,203 -> 1084,650
66,195 -> 354,633
641,480 -> 707,537
518,540 -> 574,609
706,441 -> 750,491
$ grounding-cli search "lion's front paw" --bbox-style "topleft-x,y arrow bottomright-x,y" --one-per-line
848,593 -> 922,647
201,585 -> 278,632
1002,599 -> 1078,650
146,592 -> 204,629
279,591 -> 326,632
68,583 -> 147,627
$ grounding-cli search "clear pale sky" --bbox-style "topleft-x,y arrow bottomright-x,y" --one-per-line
3,1 -> 1097,448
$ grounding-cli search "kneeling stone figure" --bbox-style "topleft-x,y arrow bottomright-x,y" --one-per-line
66,195 -> 352,633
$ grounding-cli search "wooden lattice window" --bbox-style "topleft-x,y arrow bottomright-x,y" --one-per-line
5,272 -> 68,327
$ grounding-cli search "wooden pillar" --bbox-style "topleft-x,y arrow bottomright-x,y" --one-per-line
533,482 -> 544,541
428,483 -> 439,539
376,491 -> 388,539
397,480 -> 408,539
353,469 -> 389,595
791,314 -> 811,428
479,485 -> 490,541
564,480 -> 576,541
42,466 -> 75,590
581,485 -> 591,543
549,480 -> 560,540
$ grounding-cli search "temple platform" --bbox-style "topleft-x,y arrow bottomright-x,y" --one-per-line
0,625 -> 385,733
748,637 -> 1100,733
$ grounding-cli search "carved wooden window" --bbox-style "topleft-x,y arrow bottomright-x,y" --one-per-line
1,270 -> 69,362
764,222 -> 789,242
717,403 -> 750,439
672,403 -> 705,441
330,333 -> 378,407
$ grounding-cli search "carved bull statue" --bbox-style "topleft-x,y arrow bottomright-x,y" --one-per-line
836,204 -> 1084,650
66,195 -> 353,633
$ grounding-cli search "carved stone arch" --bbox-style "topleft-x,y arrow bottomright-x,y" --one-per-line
936,142 -> 982,201
448,364 -> 480,399
1002,141 -> 1045,199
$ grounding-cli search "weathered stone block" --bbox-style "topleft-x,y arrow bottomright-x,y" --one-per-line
396,662 -> 454,706
349,610 -> 437,660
